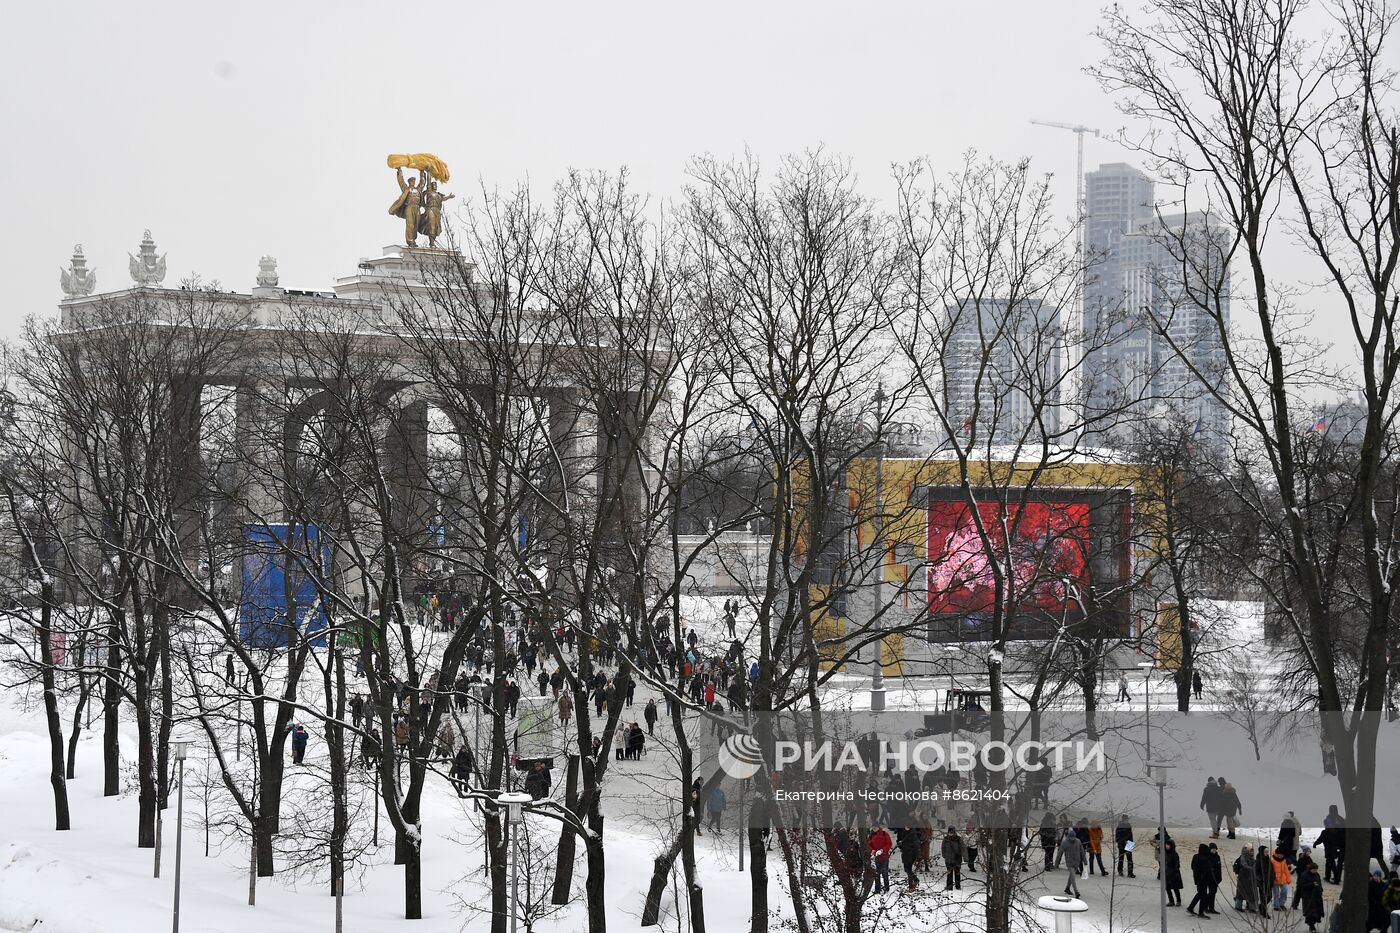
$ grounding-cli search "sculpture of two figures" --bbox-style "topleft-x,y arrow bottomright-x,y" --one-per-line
387,153 -> 454,248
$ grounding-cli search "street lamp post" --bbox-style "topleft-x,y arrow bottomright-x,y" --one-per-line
499,791 -> 532,933
866,386 -> 923,714
871,386 -> 888,713
1145,759 -> 1174,933
171,739 -> 192,933
1137,660 -> 1155,760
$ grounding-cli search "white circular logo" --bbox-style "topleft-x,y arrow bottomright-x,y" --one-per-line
718,734 -> 763,780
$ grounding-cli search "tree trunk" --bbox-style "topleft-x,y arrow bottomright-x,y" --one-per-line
255,802 -> 276,876
747,828 -> 769,931
37,587 -> 71,831
641,832 -> 685,926
488,811 -> 507,933
135,671 -> 157,848
102,616 -> 122,797
329,647 -> 348,896
552,753 -> 579,905
403,827 -> 423,920
66,673 -> 91,780
584,808 -> 606,933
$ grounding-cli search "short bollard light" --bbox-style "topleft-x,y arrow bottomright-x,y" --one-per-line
1037,894 -> 1088,933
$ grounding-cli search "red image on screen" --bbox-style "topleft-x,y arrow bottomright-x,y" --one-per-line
927,500 -> 1091,614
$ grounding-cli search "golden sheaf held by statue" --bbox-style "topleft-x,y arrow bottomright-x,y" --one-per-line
387,153 -> 454,248
386,153 -> 449,183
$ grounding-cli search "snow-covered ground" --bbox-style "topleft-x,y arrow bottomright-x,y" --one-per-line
1,597 -> 1383,933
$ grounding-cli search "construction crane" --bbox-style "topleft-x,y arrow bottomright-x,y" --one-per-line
1031,119 -> 1100,442
1030,119 -> 1101,219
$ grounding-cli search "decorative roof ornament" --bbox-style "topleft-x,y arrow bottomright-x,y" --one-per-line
256,255 -> 279,288
128,229 -> 167,285
60,244 -> 96,298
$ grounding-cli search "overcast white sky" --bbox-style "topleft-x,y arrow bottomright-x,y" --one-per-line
0,0 -> 1138,331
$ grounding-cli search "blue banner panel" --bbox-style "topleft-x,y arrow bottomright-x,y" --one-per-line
239,523 -> 329,648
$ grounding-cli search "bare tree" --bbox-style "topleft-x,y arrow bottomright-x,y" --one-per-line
1097,1 -> 1400,923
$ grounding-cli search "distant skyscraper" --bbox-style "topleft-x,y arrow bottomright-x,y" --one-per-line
1082,163 -> 1230,449
942,297 -> 1062,446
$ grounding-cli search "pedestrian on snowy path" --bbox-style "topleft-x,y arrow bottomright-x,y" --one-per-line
1059,831 -> 1084,898
706,786 -> 727,833
942,827 -> 965,890
1234,843 -> 1259,912
1187,844 -> 1214,916
1164,840 -> 1183,906
1115,814 -> 1136,877
869,824 -> 893,894
291,723 -> 309,765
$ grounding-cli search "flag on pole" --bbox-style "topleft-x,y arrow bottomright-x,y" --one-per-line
1310,416 -> 1327,433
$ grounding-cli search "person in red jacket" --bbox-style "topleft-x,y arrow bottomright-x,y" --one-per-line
704,681 -> 716,708
869,824 -> 894,893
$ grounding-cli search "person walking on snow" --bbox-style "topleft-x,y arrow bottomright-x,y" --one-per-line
291,723 -> 309,765
1187,844 -> 1214,917
1234,843 -> 1259,912
942,827 -> 965,890
1059,829 -> 1085,898
1164,839 -> 1183,906
1200,776 -> 1224,838
1115,814 -> 1136,877
1270,847 -> 1294,911
1117,670 -> 1131,701
869,824 -> 893,894
1218,776 -> 1243,838
705,785 -> 727,833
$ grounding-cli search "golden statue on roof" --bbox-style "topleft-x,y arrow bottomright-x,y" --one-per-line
387,154 -> 454,248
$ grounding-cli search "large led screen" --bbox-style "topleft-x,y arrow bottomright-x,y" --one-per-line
927,499 -> 1091,614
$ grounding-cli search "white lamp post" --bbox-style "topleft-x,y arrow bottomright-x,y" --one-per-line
171,738 -> 193,933
1145,759 -> 1174,933
498,791 -> 532,933
1037,894 -> 1088,932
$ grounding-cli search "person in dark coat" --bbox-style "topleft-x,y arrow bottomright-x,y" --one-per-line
1233,843 -> 1259,912
1316,805 -> 1345,883
643,698 -> 658,735
1292,845 -> 1318,910
1187,844 -> 1214,917
291,723 -> 310,765
1278,811 -> 1301,863
941,827 -> 965,890
1115,814 -> 1136,877
349,693 -> 364,730
1255,844 -> 1274,917
524,761 -> 551,800
449,746 -> 474,797
1368,818 -> 1389,874
537,669 -> 549,697
1039,812 -> 1058,871
1163,839 -> 1183,906
1217,776 -> 1242,839
897,826 -> 922,889
690,779 -> 705,836
1297,862 -> 1325,932
1059,830 -> 1084,897
1200,776 -> 1224,838
1205,842 -> 1223,912
1367,869 -> 1387,932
